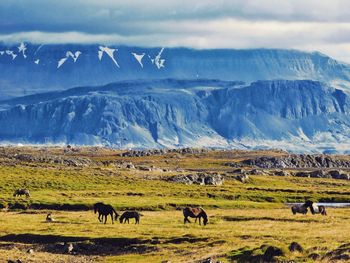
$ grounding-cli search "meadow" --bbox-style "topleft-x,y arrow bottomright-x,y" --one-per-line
0,147 -> 349,262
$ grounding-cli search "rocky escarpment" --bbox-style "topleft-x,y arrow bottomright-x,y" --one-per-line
167,173 -> 224,186
229,154 -> 350,169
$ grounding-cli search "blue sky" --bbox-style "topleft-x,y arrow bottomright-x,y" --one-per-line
2,0 -> 350,62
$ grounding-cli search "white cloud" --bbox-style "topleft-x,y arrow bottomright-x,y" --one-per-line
1,1 -> 350,62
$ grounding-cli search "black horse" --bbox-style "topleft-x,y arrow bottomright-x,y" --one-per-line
93,202 -> 119,224
119,211 -> 141,224
291,200 -> 313,215
309,203 -> 327,216
183,207 -> 208,225
13,189 -> 30,198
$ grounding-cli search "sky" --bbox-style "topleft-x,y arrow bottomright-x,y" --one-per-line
1,0 -> 350,62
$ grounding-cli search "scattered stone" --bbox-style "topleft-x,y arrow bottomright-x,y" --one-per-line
27,248 -> 34,254
234,174 -> 249,183
168,173 -> 224,186
274,170 -> 288,176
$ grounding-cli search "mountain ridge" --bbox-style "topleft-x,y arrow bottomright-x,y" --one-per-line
0,79 -> 349,153
1,43 -> 350,97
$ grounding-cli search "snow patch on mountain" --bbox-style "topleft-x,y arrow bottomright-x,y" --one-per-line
98,46 -> 120,68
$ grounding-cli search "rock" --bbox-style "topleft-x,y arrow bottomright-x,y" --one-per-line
199,257 -> 216,263
168,173 -> 224,186
274,170 -> 288,176
27,248 -> 34,254
310,170 -> 326,178
234,174 -> 249,183
295,171 -> 310,178
339,173 -> 350,180
289,242 -> 303,252
126,163 -> 135,169
249,169 -> 263,175
235,154 -> 350,170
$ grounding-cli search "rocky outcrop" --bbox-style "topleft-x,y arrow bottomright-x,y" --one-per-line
10,153 -> 91,167
167,173 -> 224,186
120,148 -> 209,157
238,154 -> 350,169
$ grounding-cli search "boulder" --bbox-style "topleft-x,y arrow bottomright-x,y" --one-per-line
168,173 -> 224,186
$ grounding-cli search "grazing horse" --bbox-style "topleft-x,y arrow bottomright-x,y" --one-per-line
93,202 -> 119,224
183,207 -> 208,225
291,200 -> 313,215
13,189 -> 30,198
119,211 -> 141,224
310,203 -> 327,216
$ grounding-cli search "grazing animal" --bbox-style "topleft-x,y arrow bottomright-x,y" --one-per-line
291,200 -> 313,215
310,203 -> 327,216
13,189 -> 30,198
93,202 -> 119,224
119,211 -> 141,224
46,213 -> 54,222
183,207 -> 208,225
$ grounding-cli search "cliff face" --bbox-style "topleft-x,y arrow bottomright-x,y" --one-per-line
0,79 -> 349,153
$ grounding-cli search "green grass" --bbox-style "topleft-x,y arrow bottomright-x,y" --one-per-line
0,147 -> 350,262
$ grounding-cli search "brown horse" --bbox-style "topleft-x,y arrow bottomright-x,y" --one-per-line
119,211 -> 141,224
93,202 -> 119,224
291,200 -> 313,215
183,207 -> 208,225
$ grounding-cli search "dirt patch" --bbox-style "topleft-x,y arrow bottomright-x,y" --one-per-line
223,216 -> 319,223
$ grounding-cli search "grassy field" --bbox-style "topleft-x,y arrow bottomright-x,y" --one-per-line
0,147 -> 349,262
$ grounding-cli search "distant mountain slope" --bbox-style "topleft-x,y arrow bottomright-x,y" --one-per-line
1,43 -> 350,97
0,79 -> 349,153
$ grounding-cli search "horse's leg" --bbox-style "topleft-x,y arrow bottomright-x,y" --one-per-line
198,217 -> 201,225
104,214 -> 107,224
111,213 -> 114,224
127,218 -> 130,224
98,213 -> 102,222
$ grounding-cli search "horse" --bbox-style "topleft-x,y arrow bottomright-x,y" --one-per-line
291,200 -> 313,215
310,203 -> 327,216
93,202 -> 119,224
119,211 -> 141,224
183,207 -> 208,225
46,213 -> 54,222
13,189 -> 30,198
